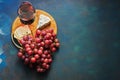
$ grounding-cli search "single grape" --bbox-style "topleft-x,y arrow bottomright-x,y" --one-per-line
19,39 -> 26,45
44,50 -> 48,55
54,38 -> 59,43
44,35 -> 50,40
47,54 -> 51,59
24,58 -> 29,64
23,35 -> 28,41
30,43 -> 35,49
36,29 -> 41,35
49,29 -> 53,33
22,55 -> 25,60
55,42 -> 60,48
34,54 -> 40,59
39,47 -> 44,50
42,63 -> 47,68
45,64 -> 50,69
45,40 -> 50,45
17,52 -> 23,58
30,57 -> 36,63
48,58 -> 52,63
25,47 -> 31,52
44,58 -> 49,63
51,47 -> 56,52
41,31 -> 46,36
50,43 -> 55,48
40,42 -> 45,47
38,49 -> 43,55
26,40 -> 31,44
35,38 -> 41,43
27,50 -> 33,55
52,33 -> 56,38
37,43 -> 41,48
40,58 -> 44,62
41,54 -> 46,58
34,48 -> 38,54
25,44 -> 30,48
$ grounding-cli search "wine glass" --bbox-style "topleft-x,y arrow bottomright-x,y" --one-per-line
18,1 -> 35,24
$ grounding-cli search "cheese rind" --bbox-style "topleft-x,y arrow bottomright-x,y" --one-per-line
37,14 -> 51,29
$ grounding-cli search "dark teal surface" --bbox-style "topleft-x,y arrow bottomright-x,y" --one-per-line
0,0 -> 120,80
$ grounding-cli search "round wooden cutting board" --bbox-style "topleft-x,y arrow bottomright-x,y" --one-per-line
11,9 -> 57,49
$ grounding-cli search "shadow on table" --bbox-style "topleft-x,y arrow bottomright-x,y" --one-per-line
16,59 -> 51,80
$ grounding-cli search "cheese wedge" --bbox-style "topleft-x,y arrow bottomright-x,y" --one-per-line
37,14 -> 51,29
14,25 -> 31,40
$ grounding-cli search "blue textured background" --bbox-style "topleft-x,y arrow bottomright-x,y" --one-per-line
0,0 -> 120,80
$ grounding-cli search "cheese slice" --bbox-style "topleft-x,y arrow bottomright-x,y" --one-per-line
37,14 -> 51,29
14,25 -> 31,40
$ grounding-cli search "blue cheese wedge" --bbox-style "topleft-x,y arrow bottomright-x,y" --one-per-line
37,14 -> 51,29
14,25 -> 31,40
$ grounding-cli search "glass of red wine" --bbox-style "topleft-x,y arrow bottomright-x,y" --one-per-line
18,1 -> 35,24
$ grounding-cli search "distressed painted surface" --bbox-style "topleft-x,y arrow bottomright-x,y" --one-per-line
0,0 -> 120,80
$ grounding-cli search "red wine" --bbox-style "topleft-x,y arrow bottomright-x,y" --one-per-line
18,1 -> 35,24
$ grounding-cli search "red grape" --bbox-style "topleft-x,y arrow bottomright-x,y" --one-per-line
42,63 -> 47,68
51,37 -> 54,40
47,54 -> 51,59
52,33 -> 56,38
37,67 -> 45,72
38,49 -> 43,55
36,29 -> 41,35
44,50 -> 48,55
45,40 -> 50,45
45,64 -> 50,69
45,29 -> 49,33
48,58 -> 52,63
19,39 -> 26,45
49,29 -> 53,33
51,47 -> 56,52
25,44 -> 30,48
41,54 -> 46,58
40,42 -> 45,46
44,58 -> 49,63
49,40 -> 53,44
35,38 -> 41,43
37,43 -> 41,48
50,43 -> 55,48
27,50 -> 33,55
30,57 -> 36,63
44,35 -> 50,40
34,54 -> 39,59
34,48 -> 38,54
39,47 -> 44,50
24,58 -> 29,64
54,38 -> 59,43
22,55 -> 25,60
40,58 -> 44,62
25,47 -> 31,52
26,40 -> 31,44
17,52 -> 23,58
28,35 -> 33,40
41,31 -> 46,36
55,42 -> 60,48
47,33 -> 52,37
30,43 -> 35,49
23,35 -> 28,41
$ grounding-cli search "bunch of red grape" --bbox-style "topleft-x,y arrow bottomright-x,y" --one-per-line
17,29 -> 60,72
